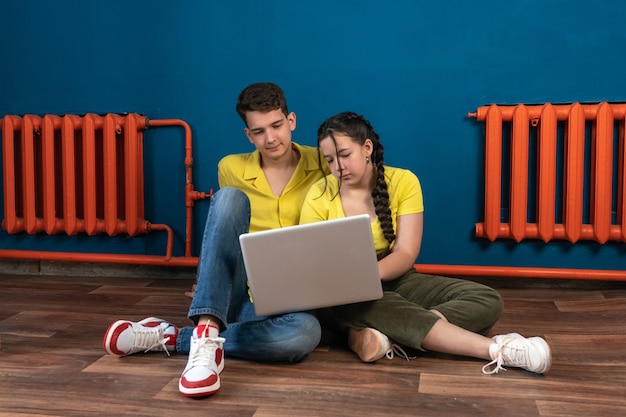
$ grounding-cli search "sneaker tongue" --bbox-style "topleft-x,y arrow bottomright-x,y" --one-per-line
194,324 -> 208,339
194,324 -> 219,339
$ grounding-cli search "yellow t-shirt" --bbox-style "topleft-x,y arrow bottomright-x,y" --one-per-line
299,166 -> 424,255
218,142 -> 328,233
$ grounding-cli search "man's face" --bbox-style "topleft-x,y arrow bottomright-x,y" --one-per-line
244,109 -> 296,162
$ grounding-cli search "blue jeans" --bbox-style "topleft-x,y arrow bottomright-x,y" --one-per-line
175,187 -> 321,362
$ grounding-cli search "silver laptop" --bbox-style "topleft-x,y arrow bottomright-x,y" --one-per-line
239,214 -> 383,316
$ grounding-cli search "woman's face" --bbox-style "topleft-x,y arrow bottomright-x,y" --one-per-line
319,133 -> 373,188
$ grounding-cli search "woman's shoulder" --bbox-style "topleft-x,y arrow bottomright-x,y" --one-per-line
384,166 -> 419,183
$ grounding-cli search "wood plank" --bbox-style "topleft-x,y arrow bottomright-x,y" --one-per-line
419,373 -> 626,405
537,400 -> 626,417
554,297 -> 626,312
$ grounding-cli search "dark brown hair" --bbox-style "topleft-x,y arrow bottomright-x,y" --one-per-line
317,112 -> 395,245
235,82 -> 289,126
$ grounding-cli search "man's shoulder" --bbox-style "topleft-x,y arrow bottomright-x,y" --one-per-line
219,151 -> 253,164
218,150 -> 257,172
293,142 -> 328,174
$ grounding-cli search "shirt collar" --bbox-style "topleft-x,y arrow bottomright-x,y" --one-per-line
242,142 -> 319,181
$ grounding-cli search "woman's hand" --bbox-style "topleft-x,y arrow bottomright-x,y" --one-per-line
378,212 -> 423,281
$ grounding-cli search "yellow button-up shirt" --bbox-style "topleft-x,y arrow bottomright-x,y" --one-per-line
217,142 -> 328,233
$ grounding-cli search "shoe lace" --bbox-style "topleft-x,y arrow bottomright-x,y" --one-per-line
132,326 -> 171,356
482,338 -> 529,375
189,336 -> 226,368
482,355 -> 504,375
385,343 -> 415,361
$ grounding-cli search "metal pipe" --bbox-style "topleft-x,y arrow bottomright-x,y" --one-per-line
146,118 -> 212,257
414,264 -> 626,281
0,249 -> 197,267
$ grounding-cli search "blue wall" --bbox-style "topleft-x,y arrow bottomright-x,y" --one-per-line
1,0 -> 626,270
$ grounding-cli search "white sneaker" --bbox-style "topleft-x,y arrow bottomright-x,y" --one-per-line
483,333 -> 551,374
348,327 -> 412,362
103,317 -> 177,357
178,326 -> 225,397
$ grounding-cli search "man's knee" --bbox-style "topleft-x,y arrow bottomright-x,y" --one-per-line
276,313 -> 322,362
212,187 -> 249,211
205,187 -> 251,231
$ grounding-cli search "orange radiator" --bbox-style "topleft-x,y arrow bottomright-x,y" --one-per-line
415,102 -> 626,281
469,102 -> 626,244
0,113 -> 211,266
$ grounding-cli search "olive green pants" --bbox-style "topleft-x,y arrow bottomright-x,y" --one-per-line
320,269 -> 504,351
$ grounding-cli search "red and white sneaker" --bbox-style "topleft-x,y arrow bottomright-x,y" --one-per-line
179,325 -> 225,397
103,317 -> 177,357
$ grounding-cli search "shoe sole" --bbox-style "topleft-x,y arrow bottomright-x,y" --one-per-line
179,360 -> 224,397
348,328 -> 387,363
179,379 -> 220,397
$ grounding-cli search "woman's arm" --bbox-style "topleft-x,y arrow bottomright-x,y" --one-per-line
377,212 -> 423,281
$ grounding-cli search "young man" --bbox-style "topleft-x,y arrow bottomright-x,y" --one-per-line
102,82 -> 329,397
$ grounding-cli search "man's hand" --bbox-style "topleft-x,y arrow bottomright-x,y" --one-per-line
185,283 -> 196,299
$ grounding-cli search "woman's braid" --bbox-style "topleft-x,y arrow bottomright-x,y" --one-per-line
363,119 -> 395,245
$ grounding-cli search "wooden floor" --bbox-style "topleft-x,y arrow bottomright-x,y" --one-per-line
1,269 -> 626,417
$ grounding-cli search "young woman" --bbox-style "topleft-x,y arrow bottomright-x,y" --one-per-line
299,111 -> 551,375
